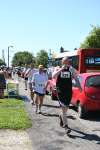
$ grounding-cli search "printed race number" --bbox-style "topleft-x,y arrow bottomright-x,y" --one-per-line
61,71 -> 70,78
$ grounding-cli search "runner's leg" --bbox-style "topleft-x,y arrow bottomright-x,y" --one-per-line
35,94 -> 39,113
62,106 -> 68,127
39,95 -> 44,113
25,79 -> 27,90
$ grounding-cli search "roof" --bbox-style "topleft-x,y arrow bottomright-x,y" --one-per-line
55,50 -> 78,59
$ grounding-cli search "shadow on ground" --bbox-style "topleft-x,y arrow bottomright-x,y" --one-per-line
41,112 -> 59,117
67,128 -> 100,144
20,95 -> 30,102
81,112 -> 100,122
41,112 -> 76,120
43,104 -> 60,108
70,105 -> 100,122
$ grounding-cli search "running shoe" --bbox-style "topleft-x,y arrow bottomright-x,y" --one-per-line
64,125 -> 71,135
59,115 -> 63,127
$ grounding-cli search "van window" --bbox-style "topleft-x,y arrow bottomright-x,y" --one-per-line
85,75 -> 100,87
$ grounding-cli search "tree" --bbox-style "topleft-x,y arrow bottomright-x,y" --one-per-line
80,26 -> 100,48
12,51 -> 35,66
36,50 -> 48,68
0,59 -> 6,66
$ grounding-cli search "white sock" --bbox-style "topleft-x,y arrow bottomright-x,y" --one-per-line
62,111 -> 68,126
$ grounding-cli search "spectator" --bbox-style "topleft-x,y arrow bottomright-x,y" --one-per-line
0,67 -> 6,98
24,64 -> 31,90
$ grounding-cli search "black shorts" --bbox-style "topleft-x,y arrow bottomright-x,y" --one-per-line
57,91 -> 72,107
35,91 -> 45,96
25,77 -> 28,80
59,99 -> 71,107
58,97 -> 71,107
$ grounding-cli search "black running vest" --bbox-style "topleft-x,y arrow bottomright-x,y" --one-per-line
56,67 -> 72,93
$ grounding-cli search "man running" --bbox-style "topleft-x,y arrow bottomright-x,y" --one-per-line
52,56 -> 82,134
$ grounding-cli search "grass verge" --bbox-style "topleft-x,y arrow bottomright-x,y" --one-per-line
0,98 -> 32,130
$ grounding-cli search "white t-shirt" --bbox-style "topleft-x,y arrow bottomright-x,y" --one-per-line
32,72 -> 48,94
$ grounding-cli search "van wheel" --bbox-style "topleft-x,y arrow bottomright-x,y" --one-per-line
77,103 -> 86,118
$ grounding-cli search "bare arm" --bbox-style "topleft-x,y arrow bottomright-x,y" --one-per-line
71,67 -> 82,91
52,68 -> 63,79
45,80 -> 49,89
31,74 -> 35,87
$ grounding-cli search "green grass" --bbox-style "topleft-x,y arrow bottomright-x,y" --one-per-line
0,98 -> 32,130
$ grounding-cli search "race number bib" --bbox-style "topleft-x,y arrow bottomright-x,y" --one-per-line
61,71 -> 70,78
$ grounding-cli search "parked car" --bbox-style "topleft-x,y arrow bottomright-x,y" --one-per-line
71,72 -> 100,118
47,72 -> 100,118
46,78 -> 57,100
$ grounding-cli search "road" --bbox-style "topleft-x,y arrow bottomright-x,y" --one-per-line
19,77 -> 100,150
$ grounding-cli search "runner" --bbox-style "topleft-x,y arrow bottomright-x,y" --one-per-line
28,63 -> 37,105
24,65 -> 31,90
32,65 -> 48,114
52,56 -> 82,135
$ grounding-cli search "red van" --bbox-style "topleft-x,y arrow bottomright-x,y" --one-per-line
46,78 -> 57,100
71,73 -> 100,118
47,72 -> 100,118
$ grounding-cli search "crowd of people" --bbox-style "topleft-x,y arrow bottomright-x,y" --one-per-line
0,57 -> 81,135
20,57 -> 81,135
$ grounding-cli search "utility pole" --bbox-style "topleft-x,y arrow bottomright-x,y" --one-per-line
49,49 -> 52,59
2,49 -> 5,63
48,49 -> 52,67
8,47 -> 9,68
8,46 -> 13,68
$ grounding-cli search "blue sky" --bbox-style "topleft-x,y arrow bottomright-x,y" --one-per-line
0,0 -> 100,65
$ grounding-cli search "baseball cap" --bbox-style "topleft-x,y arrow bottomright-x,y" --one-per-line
38,65 -> 44,69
